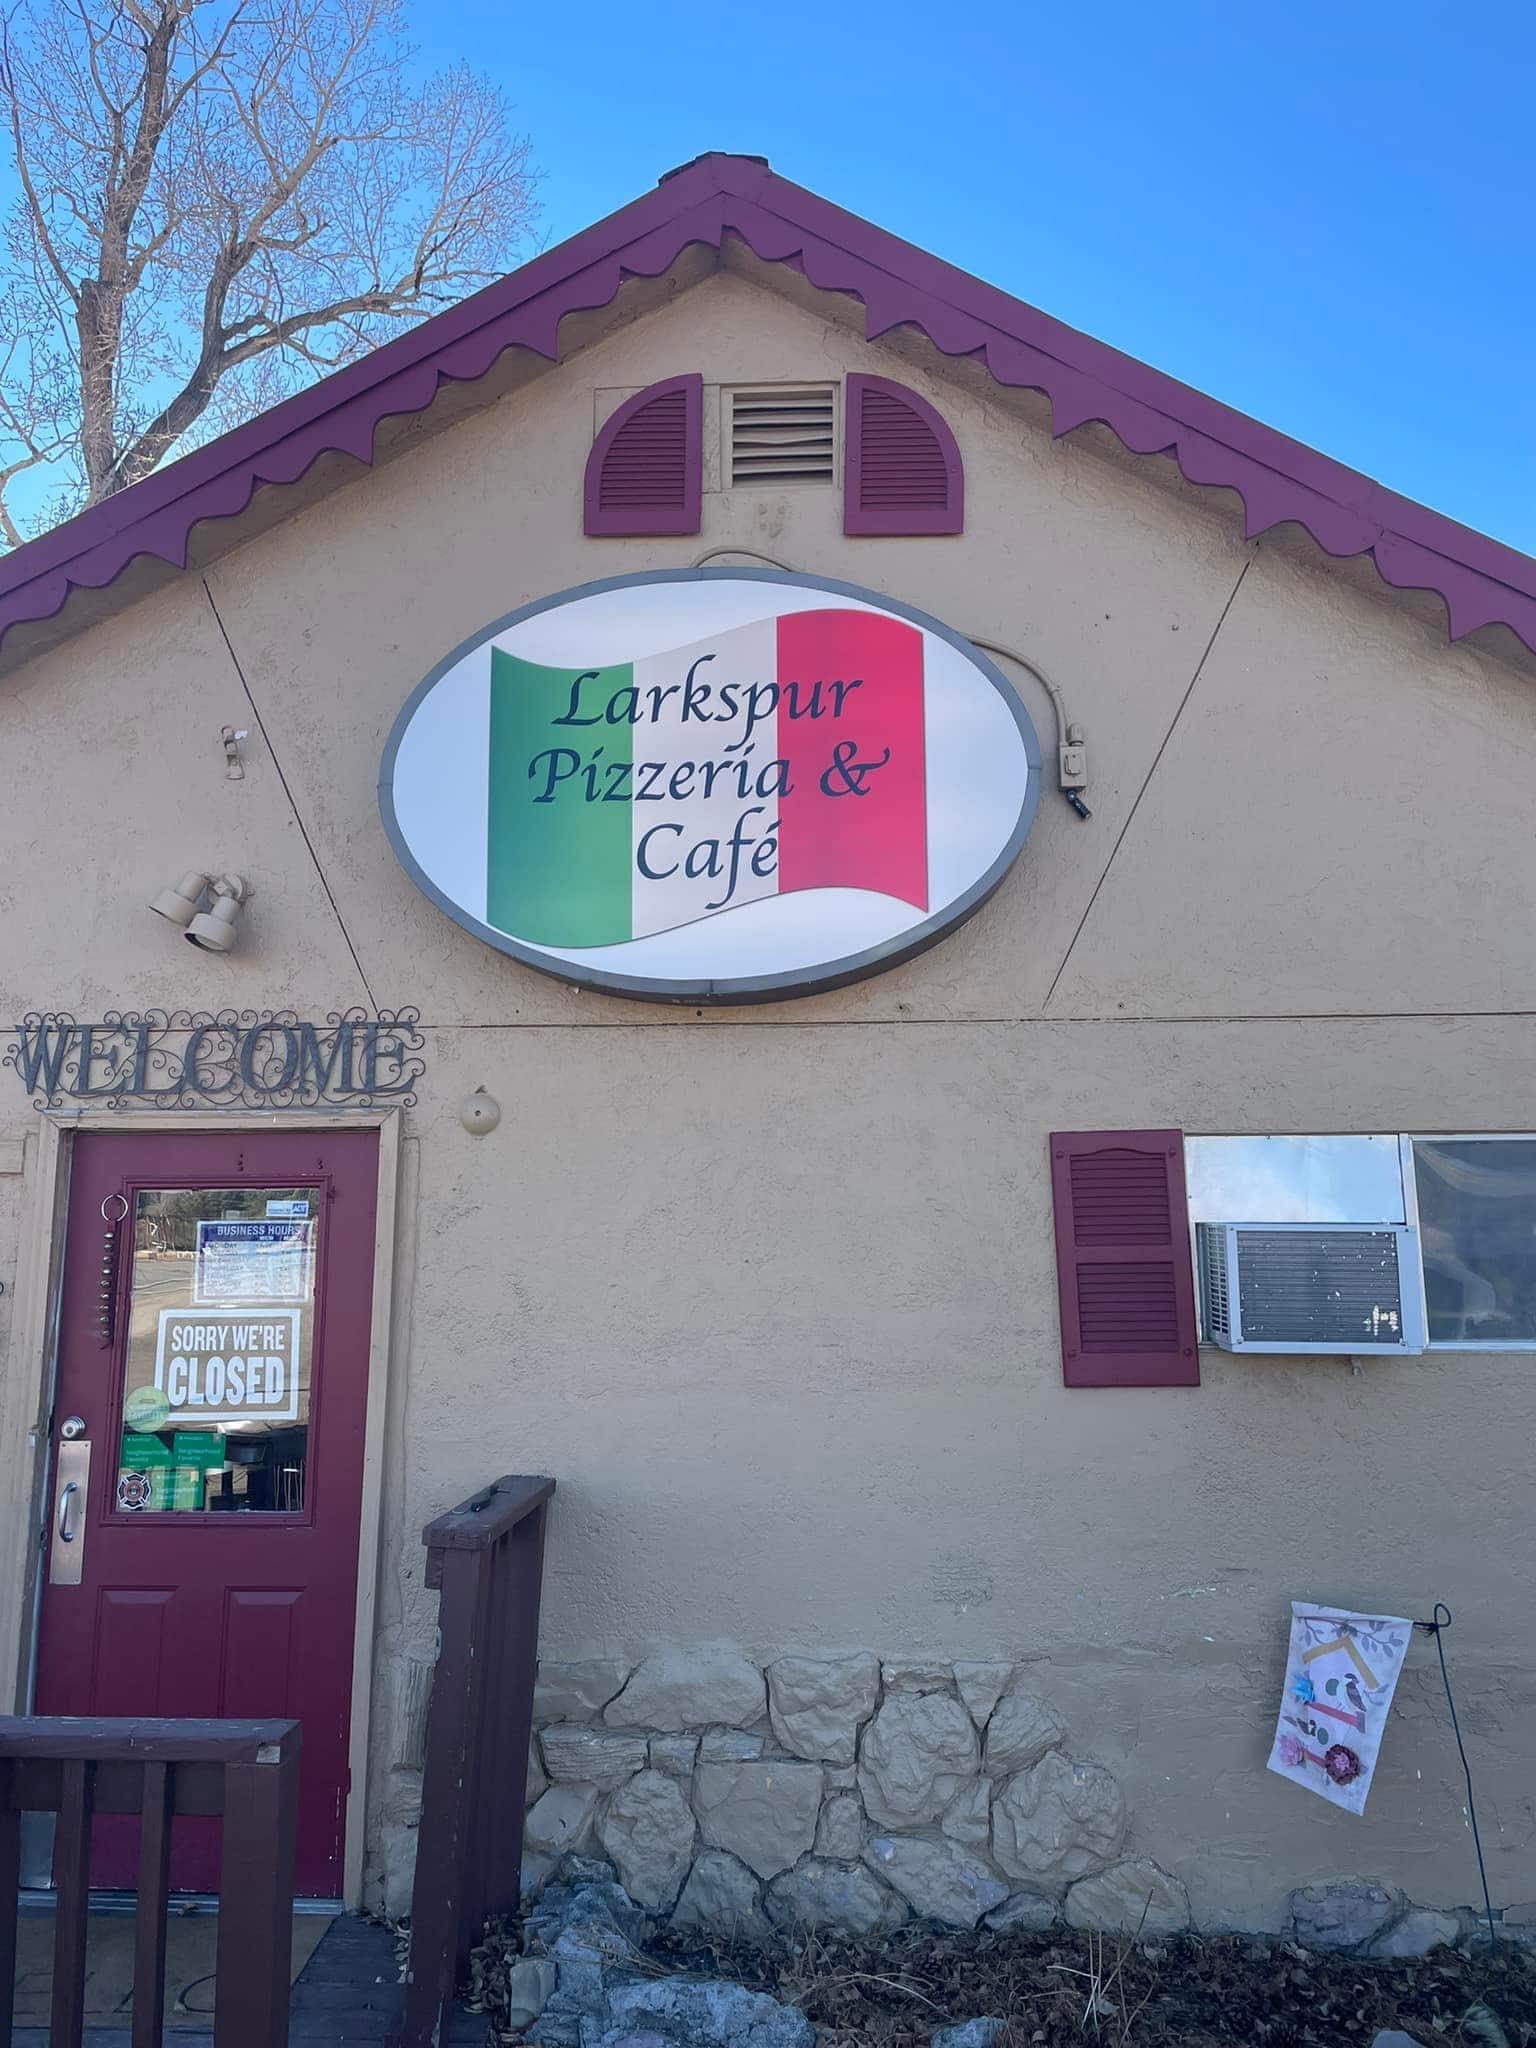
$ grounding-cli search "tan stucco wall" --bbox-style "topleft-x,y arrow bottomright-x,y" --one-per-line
2,266 -> 1533,1931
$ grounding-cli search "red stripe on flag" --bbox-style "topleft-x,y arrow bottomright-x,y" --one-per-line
775,609 -> 927,911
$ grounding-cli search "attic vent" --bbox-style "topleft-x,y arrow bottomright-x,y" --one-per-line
729,386 -> 835,487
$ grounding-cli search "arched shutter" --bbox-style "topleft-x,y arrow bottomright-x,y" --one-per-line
1050,1130 -> 1200,1387
583,374 -> 703,537
843,373 -> 964,536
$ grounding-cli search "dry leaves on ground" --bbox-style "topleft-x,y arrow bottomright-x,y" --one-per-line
650,1920 -> 1536,2048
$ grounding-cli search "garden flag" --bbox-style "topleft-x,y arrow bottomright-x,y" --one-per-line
1267,1601 -> 1413,1813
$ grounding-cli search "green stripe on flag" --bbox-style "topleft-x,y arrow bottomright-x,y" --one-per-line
487,649 -> 634,945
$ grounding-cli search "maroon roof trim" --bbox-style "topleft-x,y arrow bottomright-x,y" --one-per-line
3,152 -> 1534,658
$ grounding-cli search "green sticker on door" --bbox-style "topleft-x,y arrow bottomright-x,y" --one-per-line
120,1432 -> 172,1467
172,1432 -> 226,1469
123,1384 -> 171,1432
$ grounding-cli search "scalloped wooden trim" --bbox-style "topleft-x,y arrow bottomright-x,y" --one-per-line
2,155 -> 1533,659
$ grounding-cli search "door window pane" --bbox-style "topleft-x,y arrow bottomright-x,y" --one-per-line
1412,1140 -> 1536,1345
117,1187 -> 318,1512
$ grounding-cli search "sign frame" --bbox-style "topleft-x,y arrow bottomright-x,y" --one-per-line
378,568 -> 1043,1005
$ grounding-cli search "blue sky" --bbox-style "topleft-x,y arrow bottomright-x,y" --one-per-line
413,0 -> 1534,554
2,2 -> 1530,553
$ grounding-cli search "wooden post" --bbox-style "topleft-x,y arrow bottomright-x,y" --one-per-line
482,1502 -> 547,1921
396,1543 -> 485,2047
131,1761 -> 173,2048
213,1748 -> 299,2048
0,1761 -> 19,2048
50,1759 -> 94,2048
390,1475 -> 554,2048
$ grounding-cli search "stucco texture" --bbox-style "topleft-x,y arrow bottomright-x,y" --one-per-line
1,263 -> 1533,1933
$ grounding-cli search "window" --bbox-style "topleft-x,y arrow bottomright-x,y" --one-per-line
1185,1135 -> 1406,1225
116,1185 -> 318,1513
1409,1138 -> 1536,1347
1183,1132 -> 1536,1352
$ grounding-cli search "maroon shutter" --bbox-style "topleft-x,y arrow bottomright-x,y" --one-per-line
583,374 -> 702,536
843,373 -> 963,536
1049,1130 -> 1200,1388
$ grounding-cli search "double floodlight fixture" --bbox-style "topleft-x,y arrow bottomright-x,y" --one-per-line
149,871 -> 251,953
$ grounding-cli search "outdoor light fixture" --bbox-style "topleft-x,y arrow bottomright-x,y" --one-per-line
150,871 -> 251,951
184,875 -> 250,954
149,870 -> 211,928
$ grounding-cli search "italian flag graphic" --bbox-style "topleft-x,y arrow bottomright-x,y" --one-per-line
487,609 -> 927,946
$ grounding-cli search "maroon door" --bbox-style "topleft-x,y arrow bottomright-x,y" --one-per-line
34,1128 -> 378,1897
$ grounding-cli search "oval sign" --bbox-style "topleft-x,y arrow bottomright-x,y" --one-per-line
380,569 -> 1041,1003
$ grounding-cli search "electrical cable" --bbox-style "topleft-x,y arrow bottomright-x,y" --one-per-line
690,546 -> 796,573
965,635 -> 1071,751
688,548 -> 1091,816
1418,1604 -> 1497,1952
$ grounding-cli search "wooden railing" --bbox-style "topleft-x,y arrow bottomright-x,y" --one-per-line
391,1474 -> 554,2048
0,1715 -> 300,2048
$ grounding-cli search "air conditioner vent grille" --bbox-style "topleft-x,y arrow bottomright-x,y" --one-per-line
1236,1228 -> 1404,1346
730,386 -> 835,486
1199,1227 -> 1232,1343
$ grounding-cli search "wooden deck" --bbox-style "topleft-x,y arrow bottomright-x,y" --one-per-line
10,1913 -> 487,2046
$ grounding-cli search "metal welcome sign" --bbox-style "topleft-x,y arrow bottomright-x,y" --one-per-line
380,570 -> 1042,1002
4,1010 -> 424,1109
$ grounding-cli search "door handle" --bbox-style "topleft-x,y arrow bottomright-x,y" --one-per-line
49,1439 -> 91,1586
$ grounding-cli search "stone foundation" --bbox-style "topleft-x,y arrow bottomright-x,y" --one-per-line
522,1646 -> 1185,1938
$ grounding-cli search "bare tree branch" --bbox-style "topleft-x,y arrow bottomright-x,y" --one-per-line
0,0 -> 538,537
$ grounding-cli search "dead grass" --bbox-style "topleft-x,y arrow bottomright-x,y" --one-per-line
1047,1927 -> 1158,2042
472,1899 -> 1536,2046
650,1920 -> 1536,2048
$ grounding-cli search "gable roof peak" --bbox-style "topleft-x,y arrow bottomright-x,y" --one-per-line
1,152 -> 1533,667
658,151 -> 771,185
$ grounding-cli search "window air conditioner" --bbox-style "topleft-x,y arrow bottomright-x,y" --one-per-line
1196,1223 -> 1425,1354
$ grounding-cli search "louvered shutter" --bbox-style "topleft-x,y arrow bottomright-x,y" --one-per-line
843,373 -> 964,536
583,374 -> 702,537
1049,1130 -> 1200,1388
